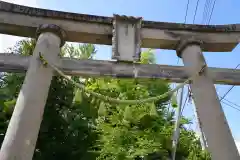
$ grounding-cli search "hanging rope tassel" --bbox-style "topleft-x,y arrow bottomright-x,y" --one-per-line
38,52 -> 203,106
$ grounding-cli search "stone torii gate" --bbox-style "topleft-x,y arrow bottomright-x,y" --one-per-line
0,1 -> 240,160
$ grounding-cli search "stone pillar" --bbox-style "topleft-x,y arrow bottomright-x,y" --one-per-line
0,24 -> 65,160
176,38 -> 240,160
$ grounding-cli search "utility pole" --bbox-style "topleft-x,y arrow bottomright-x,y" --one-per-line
190,95 -> 207,150
172,86 -> 184,160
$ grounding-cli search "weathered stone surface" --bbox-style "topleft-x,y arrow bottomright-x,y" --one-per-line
0,1 -> 240,32
0,1 -> 240,52
1,53 -> 240,85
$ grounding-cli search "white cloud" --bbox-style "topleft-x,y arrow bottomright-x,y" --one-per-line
235,140 -> 240,153
0,0 -> 40,52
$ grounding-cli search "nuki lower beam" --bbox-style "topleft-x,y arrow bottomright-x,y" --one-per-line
1,1 -> 240,52
1,53 -> 240,85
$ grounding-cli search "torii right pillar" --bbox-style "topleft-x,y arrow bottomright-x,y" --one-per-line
176,37 -> 240,160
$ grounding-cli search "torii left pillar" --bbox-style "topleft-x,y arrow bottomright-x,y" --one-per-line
0,24 -> 65,160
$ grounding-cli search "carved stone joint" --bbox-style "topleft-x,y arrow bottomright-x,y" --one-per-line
176,37 -> 203,58
36,24 -> 66,47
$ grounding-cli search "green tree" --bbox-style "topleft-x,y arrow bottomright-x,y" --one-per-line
0,39 -> 210,160
0,40 -> 98,160
84,50 -> 210,159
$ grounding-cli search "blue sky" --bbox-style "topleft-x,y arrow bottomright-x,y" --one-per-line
1,0 -> 240,149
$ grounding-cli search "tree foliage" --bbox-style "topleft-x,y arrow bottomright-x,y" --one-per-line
0,39 -> 210,160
